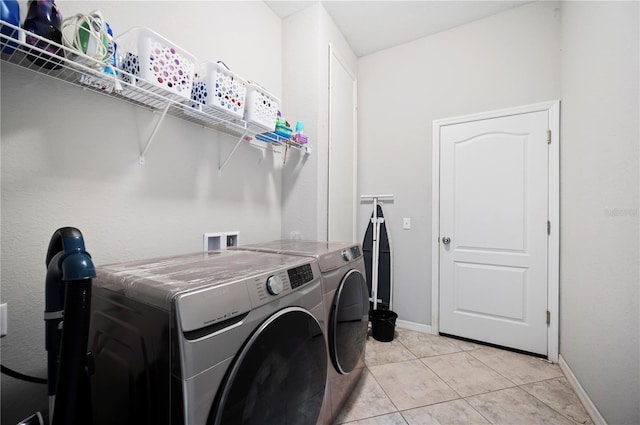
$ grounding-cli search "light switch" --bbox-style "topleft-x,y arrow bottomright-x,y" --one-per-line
403,218 -> 411,230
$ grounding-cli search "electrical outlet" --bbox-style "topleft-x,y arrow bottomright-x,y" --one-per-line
403,218 -> 411,230
203,231 -> 240,251
204,233 -> 223,251
225,231 -> 240,248
1,303 -> 7,337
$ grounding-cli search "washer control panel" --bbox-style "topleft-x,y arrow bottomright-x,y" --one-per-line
341,250 -> 351,261
317,244 -> 363,272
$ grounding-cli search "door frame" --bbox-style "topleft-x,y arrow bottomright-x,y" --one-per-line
430,100 -> 560,362
327,43 -> 358,242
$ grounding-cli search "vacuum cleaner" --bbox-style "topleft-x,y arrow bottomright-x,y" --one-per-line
44,227 -> 96,425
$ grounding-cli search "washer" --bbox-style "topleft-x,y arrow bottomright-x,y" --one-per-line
88,249 -> 328,425
232,240 -> 369,422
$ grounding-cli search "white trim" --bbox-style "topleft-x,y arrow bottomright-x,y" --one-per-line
396,319 -> 432,335
559,355 -> 607,425
431,100 -> 560,361
327,43 -> 333,242
547,101 -> 560,362
431,118 -> 441,335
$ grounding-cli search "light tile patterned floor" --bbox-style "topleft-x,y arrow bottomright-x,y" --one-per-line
335,328 -> 593,425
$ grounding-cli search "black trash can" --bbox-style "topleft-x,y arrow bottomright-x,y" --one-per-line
369,309 -> 398,342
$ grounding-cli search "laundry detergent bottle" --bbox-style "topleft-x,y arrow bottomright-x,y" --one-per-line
23,0 -> 64,69
0,0 -> 20,54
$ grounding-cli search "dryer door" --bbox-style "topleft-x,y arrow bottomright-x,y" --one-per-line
329,269 -> 369,374
211,307 -> 327,425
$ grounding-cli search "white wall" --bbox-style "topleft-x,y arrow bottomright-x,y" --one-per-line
559,2 -> 640,424
357,1 -> 561,325
1,2 -> 282,423
281,3 -> 357,240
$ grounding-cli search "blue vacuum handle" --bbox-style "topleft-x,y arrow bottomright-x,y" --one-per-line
51,278 -> 93,425
44,227 -> 96,405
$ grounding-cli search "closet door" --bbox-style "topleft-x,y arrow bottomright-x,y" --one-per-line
328,44 -> 357,242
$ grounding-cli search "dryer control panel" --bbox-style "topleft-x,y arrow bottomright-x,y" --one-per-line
288,263 -> 315,289
317,244 -> 362,272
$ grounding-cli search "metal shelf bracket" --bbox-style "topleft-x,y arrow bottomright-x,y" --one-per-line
218,130 -> 250,176
139,102 -> 171,165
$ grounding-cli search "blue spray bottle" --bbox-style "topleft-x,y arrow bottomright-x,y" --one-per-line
0,0 -> 20,54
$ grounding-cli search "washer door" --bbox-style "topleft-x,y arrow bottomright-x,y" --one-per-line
330,269 -> 369,374
211,307 -> 327,425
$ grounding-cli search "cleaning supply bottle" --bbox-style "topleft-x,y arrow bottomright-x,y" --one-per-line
0,0 -> 20,54
23,0 -> 64,69
104,22 -> 117,76
293,121 -> 308,144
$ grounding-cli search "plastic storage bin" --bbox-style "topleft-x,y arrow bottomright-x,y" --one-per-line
115,27 -> 196,102
244,83 -> 279,132
188,61 -> 247,119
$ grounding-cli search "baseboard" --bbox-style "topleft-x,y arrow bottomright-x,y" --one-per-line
558,355 -> 607,425
395,319 -> 433,334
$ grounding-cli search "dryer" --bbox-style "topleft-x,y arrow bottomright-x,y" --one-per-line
232,240 -> 369,422
88,249 -> 328,425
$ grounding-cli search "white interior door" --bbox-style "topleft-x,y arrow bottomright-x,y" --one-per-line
328,44 -> 357,243
438,110 -> 549,356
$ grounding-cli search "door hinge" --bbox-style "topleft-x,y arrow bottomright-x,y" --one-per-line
547,221 -> 551,235
547,129 -> 551,144
546,310 -> 551,325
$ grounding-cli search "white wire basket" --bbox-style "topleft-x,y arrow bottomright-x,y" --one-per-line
115,27 -> 196,104
187,61 -> 247,119
244,83 -> 279,132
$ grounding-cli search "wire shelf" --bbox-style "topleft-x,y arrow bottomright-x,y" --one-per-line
0,20 -> 309,166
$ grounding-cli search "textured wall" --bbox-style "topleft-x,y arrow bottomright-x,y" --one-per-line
559,2 -> 640,424
356,1 -> 562,325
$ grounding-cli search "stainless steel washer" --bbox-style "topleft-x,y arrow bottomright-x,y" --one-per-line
232,240 -> 369,422
88,249 -> 327,425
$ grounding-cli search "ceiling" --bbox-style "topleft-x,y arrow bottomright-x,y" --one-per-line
265,1 -> 531,57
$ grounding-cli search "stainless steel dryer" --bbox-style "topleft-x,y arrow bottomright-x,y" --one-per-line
88,249 -> 328,425
232,240 -> 369,422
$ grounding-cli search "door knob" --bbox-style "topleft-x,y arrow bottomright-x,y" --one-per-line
442,237 -> 451,245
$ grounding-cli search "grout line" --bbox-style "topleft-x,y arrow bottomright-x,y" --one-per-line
355,331 -> 589,425
420,351 -> 520,397
466,348 -> 521,386
363,364 -> 403,414
518,377 -> 593,425
366,355 -> 465,416
417,356 -> 464,399
461,397 -> 496,425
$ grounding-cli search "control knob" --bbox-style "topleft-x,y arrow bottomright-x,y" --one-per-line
266,275 -> 284,295
341,249 -> 352,261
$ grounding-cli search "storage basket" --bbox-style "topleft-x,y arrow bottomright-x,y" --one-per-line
244,83 -> 279,132
189,62 -> 247,119
115,27 -> 196,101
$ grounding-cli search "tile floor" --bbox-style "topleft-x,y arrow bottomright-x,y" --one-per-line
335,328 -> 593,425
